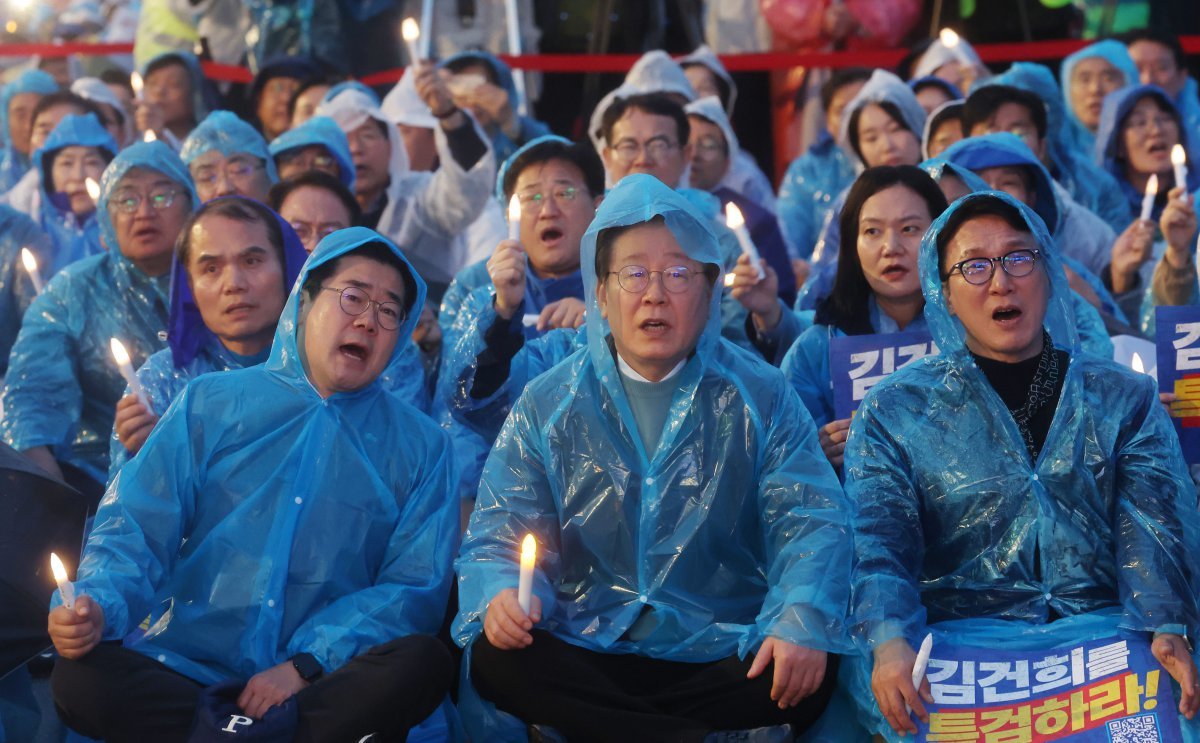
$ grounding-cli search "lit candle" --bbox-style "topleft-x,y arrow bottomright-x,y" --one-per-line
507,195 -> 521,242
1132,352 -> 1145,374
401,18 -> 421,65
130,71 -> 144,103
85,177 -> 101,205
20,247 -> 43,295
50,552 -> 75,610
724,203 -> 765,281
517,533 -> 536,615
1172,144 -> 1188,199
723,272 -> 736,288
110,337 -> 151,410
143,129 -> 157,143
1140,173 -> 1158,222
938,28 -> 972,68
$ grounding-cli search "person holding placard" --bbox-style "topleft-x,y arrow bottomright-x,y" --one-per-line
842,190 -> 1200,740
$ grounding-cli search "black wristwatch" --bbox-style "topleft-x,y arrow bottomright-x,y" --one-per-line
291,652 -> 324,682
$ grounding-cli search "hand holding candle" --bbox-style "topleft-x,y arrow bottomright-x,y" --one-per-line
905,632 -> 934,714
50,552 -> 75,610
401,18 -> 421,65
1173,145 -> 1188,199
517,533 -> 536,615
20,247 -> 43,294
507,195 -> 521,242
724,203 -> 765,281
110,338 -> 151,411
1140,173 -> 1159,222
130,71 -> 144,103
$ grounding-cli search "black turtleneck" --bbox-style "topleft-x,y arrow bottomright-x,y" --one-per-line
971,348 -> 1069,462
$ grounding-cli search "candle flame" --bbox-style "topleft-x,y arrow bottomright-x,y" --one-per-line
50,552 -> 68,582
130,71 -> 143,96
1172,144 -> 1187,166
85,177 -> 101,202
521,533 -> 536,561
143,130 -> 157,143
401,17 -> 420,42
1131,352 -> 1145,373
939,28 -> 961,48
1146,173 -> 1159,197
110,337 -> 131,366
723,272 -> 736,288
20,247 -> 37,274
507,194 -> 521,223
724,202 -> 745,230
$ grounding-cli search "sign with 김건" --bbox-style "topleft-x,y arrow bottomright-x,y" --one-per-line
916,635 -> 1180,742
1155,306 -> 1200,464
830,330 -> 937,419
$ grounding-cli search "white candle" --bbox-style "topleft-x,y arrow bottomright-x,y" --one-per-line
50,552 -> 75,610
911,633 -> 934,689
400,18 -> 421,65
85,177 -> 101,205
724,203 -> 765,281
418,0 -> 435,59
938,28 -> 972,68
507,195 -> 521,242
1172,144 -> 1188,199
143,129 -> 157,143
517,533 -> 536,615
130,71 -> 144,103
110,337 -> 151,411
503,0 -> 528,117
20,247 -> 43,295
1140,173 -> 1158,222
522,314 -> 540,327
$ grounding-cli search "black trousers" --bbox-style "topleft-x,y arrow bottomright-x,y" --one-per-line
472,631 -> 839,743
51,635 -> 452,743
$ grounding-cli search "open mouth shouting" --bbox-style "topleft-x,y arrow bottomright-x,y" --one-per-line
339,340 -> 369,362
992,305 -> 1023,327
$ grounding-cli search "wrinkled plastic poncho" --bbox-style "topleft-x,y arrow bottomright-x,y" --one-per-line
0,206 -> 53,375
0,70 -> 58,193
59,226 -> 458,686
840,189 -> 1200,739
684,95 -> 777,214
976,61 -> 1133,231
32,113 -> 117,273
315,86 -> 495,289
679,45 -> 738,116
381,69 -> 437,130
454,173 -> 852,737
587,50 -> 697,154
1171,75 -> 1200,146
180,110 -> 280,187
911,35 -> 986,82
0,141 -> 199,484
440,50 -> 551,165
1059,40 -> 1140,156
268,115 -> 355,190
778,131 -> 855,261
106,199 -> 310,481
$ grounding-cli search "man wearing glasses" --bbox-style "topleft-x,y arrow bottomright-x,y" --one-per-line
1,140 -> 199,500
181,110 -> 277,203
455,175 -> 852,741
49,227 -> 459,742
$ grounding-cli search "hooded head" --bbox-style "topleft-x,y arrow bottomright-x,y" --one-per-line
840,70 -> 926,170
683,96 -> 737,191
268,226 -> 425,399
1,69 -> 58,152
910,75 -> 964,114
269,115 -> 355,190
920,190 -> 1077,363
922,99 -> 964,160
1060,40 -> 1139,134
1095,83 -> 1197,195
680,45 -> 737,116
316,86 -> 408,204
940,133 -> 1060,233
381,68 -> 437,130
168,196 -> 309,368
98,140 -> 201,261
70,76 -> 133,146
912,34 -> 986,89
181,111 -> 279,202
321,81 -> 380,106
581,173 -> 722,383
588,50 -> 697,153
441,50 -> 523,112
140,50 -> 210,130
920,155 -> 990,203
35,112 -> 117,207
250,55 -> 318,140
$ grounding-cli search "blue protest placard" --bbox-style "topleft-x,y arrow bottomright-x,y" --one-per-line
916,635 -> 1180,742
1155,305 -> 1200,464
830,330 -> 937,419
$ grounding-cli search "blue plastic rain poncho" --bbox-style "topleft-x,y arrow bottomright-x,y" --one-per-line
139,50 -> 211,131
0,206 -> 53,375
977,62 -> 1133,232
440,50 -> 551,165
106,199 -> 310,482
841,191 -> 1200,739
683,95 -> 778,216
267,115 -> 355,190
180,110 -> 280,186
0,141 -> 199,485
32,113 -> 117,273
778,130 -> 856,260
58,225 -> 458,686
1059,40 -> 1140,156
0,70 -> 58,193
1171,75 -> 1200,145
455,170 -> 852,663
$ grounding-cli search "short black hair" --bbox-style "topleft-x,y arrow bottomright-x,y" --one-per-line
144,53 -> 192,83
599,93 -> 690,148
963,85 -> 1048,141
268,170 -> 362,225
302,240 -> 418,319
286,77 -> 339,123
846,100 -> 913,163
501,139 -> 605,201
680,61 -> 733,112
32,92 -> 102,126
816,166 -> 948,335
820,67 -> 873,112
1120,29 -> 1186,70
935,195 -> 1031,274
594,215 -> 720,288
443,55 -> 502,87
174,196 -> 286,273
99,68 -> 133,93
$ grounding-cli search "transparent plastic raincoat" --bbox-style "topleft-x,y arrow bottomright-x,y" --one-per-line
440,50 -> 551,165
778,130 -> 856,260
58,226 -> 458,686
180,110 -> 280,187
0,70 -> 58,193
0,206 -> 52,375
454,172 -> 852,668
841,191 -> 1200,739
0,141 -> 199,485
32,113 -> 117,272
1059,40 -> 1140,157
106,200 -> 310,482
268,115 -> 355,190
976,61 -> 1132,232
138,50 -> 211,134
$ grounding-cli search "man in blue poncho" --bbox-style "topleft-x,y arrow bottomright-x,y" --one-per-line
1,140 -> 199,499
107,196 -> 309,481
1124,31 -> 1200,145
842,191 -> 1200,740
0,69 -> 58,194
181,110 -> 277,204
1060,40 -> 1140,156
0,205 -> 53,376
455,174 -> 853,741
48,227 -> 458,742
268,114 -> 355,189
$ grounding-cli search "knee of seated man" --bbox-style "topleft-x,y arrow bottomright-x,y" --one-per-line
50,655 -> 114,732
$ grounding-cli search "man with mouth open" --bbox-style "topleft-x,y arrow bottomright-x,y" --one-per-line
49,227 -> 459,742
454,175 -> 852,742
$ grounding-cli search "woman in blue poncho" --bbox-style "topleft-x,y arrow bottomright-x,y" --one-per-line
34,113 -> 116,274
